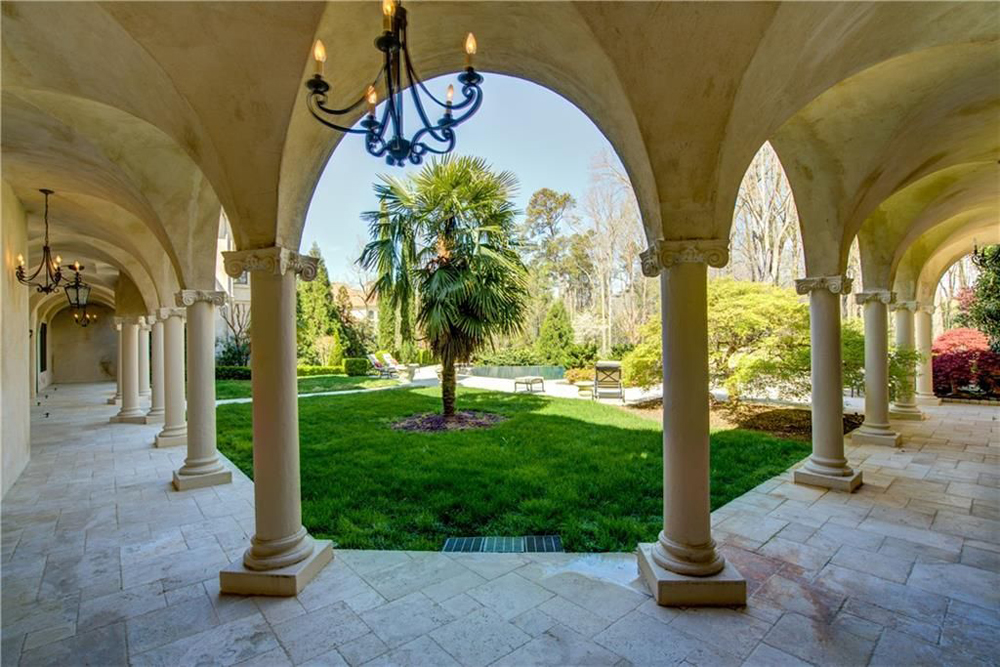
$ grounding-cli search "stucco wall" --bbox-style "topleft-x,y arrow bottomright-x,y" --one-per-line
1,180 -> 31,496
51,304 -> 117,384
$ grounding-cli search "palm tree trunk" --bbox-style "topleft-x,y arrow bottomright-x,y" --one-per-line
441,349 -> 457,418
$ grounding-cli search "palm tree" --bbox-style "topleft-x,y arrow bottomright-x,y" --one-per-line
360,156 -> 529,418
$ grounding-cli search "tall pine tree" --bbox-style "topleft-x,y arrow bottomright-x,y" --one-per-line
296,242 -> 336,364
535,301 -> 575,366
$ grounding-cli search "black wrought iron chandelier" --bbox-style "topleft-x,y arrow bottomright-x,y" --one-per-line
305,0 -> 483,166
15,189 -> 63,293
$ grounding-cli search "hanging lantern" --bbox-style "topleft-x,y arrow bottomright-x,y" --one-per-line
63,262 -> 91,309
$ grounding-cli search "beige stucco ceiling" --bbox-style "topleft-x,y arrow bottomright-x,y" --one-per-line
2,1 -> 997,305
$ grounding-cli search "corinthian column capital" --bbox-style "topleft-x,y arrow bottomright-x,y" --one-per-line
640,239 -> 729,277
855,289 -> 895,305
795,275 -> 853,295
890,300 -> 918,313
176,290 -> 227,308
917,303 -> 935,315
223,246 -> 318,282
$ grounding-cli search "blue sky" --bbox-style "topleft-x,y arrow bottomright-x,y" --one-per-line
301,74 -> 622,281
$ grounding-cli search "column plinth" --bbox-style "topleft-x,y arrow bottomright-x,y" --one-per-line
108,323 -> 122,404
173,291 -> 231,490
111,318 -> 146,423
634,240 -> 745,606
852,291 -> 900,447
914,305 -> 941,406
218,247 -> 332,596
889,302 -> 923,421
145,316 -> 165,423
794,276 -> 862,492
156,308 -> 187,448
138,317 -> 151,398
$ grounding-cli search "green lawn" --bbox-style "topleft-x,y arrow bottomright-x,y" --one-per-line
215,374 -> 397,400
216,387 -> 810,552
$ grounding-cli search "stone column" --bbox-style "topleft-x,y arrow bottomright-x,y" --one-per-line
107,321 -> 123,404
852,291 -> 900,447
634,240 -> 745,607
145,315 -> 165,423
219,247 -> 333,597
155,307 -> 188,448
138,317 -> 151,399
890,301 -> 923,420
172,290 -> 231,490
793,276 -> 862,491
111,317 -> 145,423
914,304 -> 941,406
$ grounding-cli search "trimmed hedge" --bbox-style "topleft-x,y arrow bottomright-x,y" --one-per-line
217,365 -> 252,380
344,358 -> 370,376
297,365 -> 345,377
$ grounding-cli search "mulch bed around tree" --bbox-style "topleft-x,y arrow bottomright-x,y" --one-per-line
627,397 -> 864,441
393,411 -> 508,432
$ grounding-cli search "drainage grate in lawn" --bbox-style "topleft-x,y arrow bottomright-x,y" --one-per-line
442,535 -> 563,553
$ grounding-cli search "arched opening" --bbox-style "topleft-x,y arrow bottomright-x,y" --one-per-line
48,303 -> 117,384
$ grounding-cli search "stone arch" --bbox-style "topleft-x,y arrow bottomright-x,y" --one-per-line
276,1 -> 656,253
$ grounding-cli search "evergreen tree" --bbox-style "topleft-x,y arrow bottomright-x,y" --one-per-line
296,242 -> 336,364
535,300 -> 575,366
377,296 -> 397,351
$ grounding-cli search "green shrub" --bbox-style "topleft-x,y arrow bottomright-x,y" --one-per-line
476,346 -> 541,366
563,368 -> 593,383
297,365 -> 345,377
217,365 -> 252,380
622,318 -> 662,388
417,349 -> 438,366
565,342 -> 598,369
344,357 -> 370,376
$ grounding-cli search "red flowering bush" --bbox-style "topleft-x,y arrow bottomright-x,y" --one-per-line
932,328 -> 1000,397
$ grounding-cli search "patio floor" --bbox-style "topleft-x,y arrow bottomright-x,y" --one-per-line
2,383 -> 997,666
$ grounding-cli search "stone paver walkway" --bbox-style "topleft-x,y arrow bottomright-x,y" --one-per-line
3,383 -> 997,666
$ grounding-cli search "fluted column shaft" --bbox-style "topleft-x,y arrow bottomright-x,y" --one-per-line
890,302 -> 922,418
852,291 -> 899,447
915,306 -> 939,405
146,316 -> 165,421
173,291 -> 230,490
156,308 -> 187,447
112,318 -> 145,422
793,276 -> 861,491
138,318 -> 151,398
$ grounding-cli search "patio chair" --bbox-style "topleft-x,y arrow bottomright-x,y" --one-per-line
367,353 -> 396,378
381,352 -> 407,374
593,361 -> 624,402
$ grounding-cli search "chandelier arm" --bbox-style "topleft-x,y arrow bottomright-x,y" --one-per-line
401,45 -> 448,110
410,129 -> 457,161
405,70 -> 453,145
308,96 -> 374,135
442,85 -> 484,125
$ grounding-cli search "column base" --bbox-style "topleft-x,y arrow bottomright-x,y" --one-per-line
915,394 -> 942,406
144,409 -> 165,424
794,467 -> 863,492
637,543 -> 746,606
220,540 -> 334,597
107,396 -> 120,405
889,406 -> 924,421
155,431 -> 187,448
852,427 -> 901,447
172,468 -> 231,491
110,412 -> 147,424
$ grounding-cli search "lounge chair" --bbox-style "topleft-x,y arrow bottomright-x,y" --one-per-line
381,352 -> 407,374
367,353 -> 396,378
593,361 -> 624,402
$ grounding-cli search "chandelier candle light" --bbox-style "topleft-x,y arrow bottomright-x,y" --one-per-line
15,189 -> 63,293
305,0 -> 483,166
